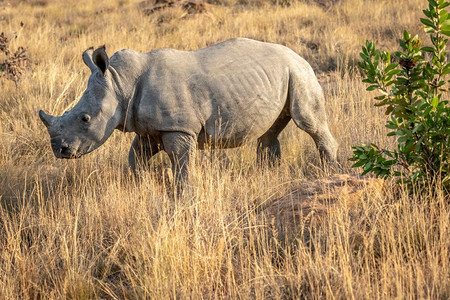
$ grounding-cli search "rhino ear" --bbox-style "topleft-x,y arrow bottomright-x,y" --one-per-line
39,110 -> 55,128
82,47 -> 97,73
92,45 -> 109,76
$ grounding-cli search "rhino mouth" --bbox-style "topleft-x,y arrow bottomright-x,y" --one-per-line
53,146 -> 80,159
57,152 -> 81,159
51,140 -> 80,159
56,144 -> 97,159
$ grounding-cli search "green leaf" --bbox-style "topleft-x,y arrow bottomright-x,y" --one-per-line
441,63 -> 450,75
361,168 -> 372,176
385,69 -> 402,81
351,160 -> 366,168
404,140 -> 415,153
383,150 -> 394,158
412,124 -> 424,133
385,105 -> 395,115
398,136 -> 409,143
421,46 -> 435,52
362,78 -> 375,84
421,18 -> 436,28
360,52 -> 369,62
439,9 -> 448,22
441,19 -> 450,35
403,30 -> 410,41
385,62 -> 398,72
386,121 -> 397,129
431,95 -> 439,108
440,2 -> 450,9
423,9 -> 432,18
366,85 -> 379,91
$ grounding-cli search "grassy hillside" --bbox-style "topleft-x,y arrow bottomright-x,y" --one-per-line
0,0 -> 448,298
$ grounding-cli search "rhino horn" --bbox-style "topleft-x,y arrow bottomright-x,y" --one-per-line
39,110 -> 55,128
82,47 -> 97,73
92,45 -> 109,76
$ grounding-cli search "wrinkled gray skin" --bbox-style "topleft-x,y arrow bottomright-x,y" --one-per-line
39,38 -> 338,182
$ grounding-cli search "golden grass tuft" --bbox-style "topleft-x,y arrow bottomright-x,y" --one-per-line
0,0 -> 449,298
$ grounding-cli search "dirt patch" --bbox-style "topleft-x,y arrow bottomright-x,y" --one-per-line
312,0 -> 340,8
264,174 -> 384,232
139,0 -> 211,15
3,0 -> 48,6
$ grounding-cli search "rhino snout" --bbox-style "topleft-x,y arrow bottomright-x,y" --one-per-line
51,140 -> 78,159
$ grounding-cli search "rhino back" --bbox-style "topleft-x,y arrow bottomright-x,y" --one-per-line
132,38 -> 314,146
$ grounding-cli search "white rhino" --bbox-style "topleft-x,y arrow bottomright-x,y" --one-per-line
39,38 -> 338,180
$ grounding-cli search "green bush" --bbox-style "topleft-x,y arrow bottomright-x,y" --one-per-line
350,0 -> 450,192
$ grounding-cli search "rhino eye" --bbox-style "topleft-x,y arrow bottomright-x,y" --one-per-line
81,114 -> 91,123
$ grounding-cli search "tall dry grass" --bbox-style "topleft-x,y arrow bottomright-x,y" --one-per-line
0,0 -> 448,298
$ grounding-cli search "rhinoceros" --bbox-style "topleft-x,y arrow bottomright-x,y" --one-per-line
39,38 -> 338,180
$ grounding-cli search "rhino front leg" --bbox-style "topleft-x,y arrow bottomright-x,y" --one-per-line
161,132 -> 196,189
128,135 -> 161,174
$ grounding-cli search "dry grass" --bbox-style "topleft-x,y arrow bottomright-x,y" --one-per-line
0,0 -> 449,298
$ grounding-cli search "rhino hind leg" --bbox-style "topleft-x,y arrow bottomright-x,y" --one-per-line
257,113 -> 291,167
291,110 -> 338,164
128,135 -> 161,174
288,72 -> 338,163
257,138 -> 281,167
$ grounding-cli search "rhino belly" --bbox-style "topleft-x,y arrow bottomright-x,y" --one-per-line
197,94 -> 286,149
196,72 -> 288,149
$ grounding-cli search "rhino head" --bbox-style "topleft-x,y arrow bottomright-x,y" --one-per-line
39,46 -> 124,159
